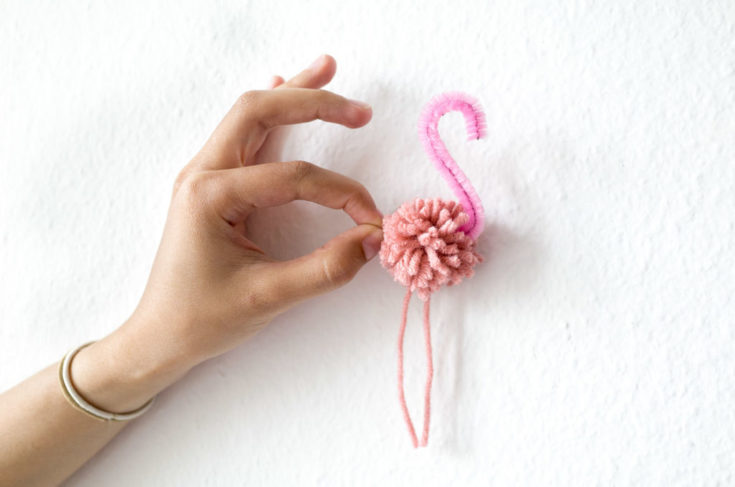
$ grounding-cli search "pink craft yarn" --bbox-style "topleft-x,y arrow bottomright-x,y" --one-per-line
379,197 -> 483,302
379,92 -> 487,449
379,197 -> 483,449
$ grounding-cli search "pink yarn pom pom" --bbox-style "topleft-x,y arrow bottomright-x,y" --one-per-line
379,197 -> 483,302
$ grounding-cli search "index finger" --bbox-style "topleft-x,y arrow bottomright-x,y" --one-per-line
221,160 -> 382,227
199,88 -> 372,170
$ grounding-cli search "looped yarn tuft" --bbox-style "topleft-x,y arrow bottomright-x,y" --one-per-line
380,197 -> 483,302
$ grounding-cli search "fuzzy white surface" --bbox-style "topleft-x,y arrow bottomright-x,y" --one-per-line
1,0 -> 734,485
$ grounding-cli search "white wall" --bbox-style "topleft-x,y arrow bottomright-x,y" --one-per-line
1,0 -> 734,485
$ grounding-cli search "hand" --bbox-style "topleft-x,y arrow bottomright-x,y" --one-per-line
71,54 -> 384,412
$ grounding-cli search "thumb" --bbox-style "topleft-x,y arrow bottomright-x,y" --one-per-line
266,223 -> 384,306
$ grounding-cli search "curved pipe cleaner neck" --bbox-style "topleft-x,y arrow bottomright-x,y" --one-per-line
418,91 -> 487,241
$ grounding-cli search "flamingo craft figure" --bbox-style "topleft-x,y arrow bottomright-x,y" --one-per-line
379,92 -> 487,448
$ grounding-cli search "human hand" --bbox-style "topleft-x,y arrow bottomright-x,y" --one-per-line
71,54 -> 384,411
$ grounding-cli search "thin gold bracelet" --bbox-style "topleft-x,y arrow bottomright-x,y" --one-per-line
58,341 -> 156,422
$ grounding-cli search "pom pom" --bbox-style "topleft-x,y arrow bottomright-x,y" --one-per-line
379,197 -> 483,301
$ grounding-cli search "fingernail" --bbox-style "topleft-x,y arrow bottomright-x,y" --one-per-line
308,54 -> 326,71
361,228 -> 383,261
348,98 -> 372,111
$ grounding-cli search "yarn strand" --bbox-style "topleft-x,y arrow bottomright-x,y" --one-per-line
397,288 -> 418,448
397,287 -> 435,448
420,295 -> 433,447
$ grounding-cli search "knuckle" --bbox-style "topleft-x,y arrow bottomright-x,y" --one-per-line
316,88 -> 332,102
236,90 -> 261,108
289,160 -> 316,182
242,273 -> 284,312
176,171 -> 213,205
353,182 -> 372,203
236,90 -> 275,131
321,252 -> 356,288
173,169 -> 190,194
241,288 -> 276,313
344,181 -> 374,212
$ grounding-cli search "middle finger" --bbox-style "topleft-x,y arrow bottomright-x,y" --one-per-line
199,88 -> 372,170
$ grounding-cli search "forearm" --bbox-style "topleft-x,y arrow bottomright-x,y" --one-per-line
0,318 -> 196,486
0,360 -> 128,486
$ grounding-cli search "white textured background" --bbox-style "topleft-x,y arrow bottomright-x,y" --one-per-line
1,0 -> 734,485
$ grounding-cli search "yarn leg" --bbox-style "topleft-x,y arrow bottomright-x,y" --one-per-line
398,288 -> 419,448
420,296 -> 433,447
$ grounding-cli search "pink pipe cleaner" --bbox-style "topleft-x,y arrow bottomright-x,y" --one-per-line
418,91 -> 487,241
379,92 -> 486,448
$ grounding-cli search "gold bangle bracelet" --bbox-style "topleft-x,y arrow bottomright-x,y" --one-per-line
58,341 -> 155,422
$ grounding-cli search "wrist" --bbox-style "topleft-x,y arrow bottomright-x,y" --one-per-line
70,318 -> 196,413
